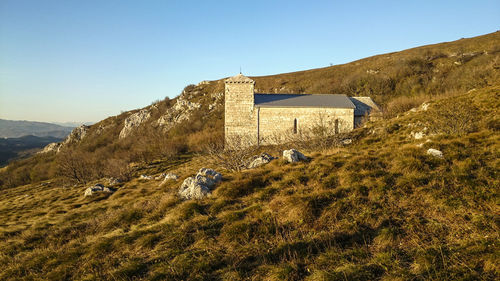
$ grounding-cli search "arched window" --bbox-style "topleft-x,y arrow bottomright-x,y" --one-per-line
293,118 -> 298,134
334,119 -> 339,134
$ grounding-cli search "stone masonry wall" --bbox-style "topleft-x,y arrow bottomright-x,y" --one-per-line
257,107 -> 354,145
224,81 -> 258,147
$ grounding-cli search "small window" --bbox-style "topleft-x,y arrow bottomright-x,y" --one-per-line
293,119 -> 298,134
334,119 -> 339,134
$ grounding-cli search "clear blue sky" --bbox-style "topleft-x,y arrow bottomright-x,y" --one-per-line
1,0 -> 499,123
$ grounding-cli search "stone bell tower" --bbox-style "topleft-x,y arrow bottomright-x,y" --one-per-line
224,73 -> 257,147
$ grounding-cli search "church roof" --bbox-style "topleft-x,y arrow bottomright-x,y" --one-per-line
225,73 -> 255,84
254,93 -> 355,108
349,97 -> 381,116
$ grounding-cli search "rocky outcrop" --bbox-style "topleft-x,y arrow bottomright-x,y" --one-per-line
64,125 -> 90,145
157,95 -> 201,130
119,109 -> 151,139
248,153 -> 275,168
283,149 -> 307,163
84,184 -> 114,197
38,125 -> 89,154
39,142 -> 62,154
178,168 -> 222,200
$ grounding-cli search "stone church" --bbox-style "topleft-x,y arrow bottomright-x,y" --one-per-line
224,73 -> 380,146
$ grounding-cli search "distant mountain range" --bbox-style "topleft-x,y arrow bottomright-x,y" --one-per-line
0,119 -> 75,138
0,135 -> 63,166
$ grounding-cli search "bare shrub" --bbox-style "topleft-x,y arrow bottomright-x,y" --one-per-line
204,135 -> 259,172
56,149 -> 96,184
103,158 -> 133,181
427,99 -> 479,135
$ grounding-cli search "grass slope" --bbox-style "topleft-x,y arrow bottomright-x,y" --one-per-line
0,86 -> 498,280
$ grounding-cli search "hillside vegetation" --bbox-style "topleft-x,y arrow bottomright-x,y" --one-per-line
1,31 -> 499,189
0,85 -> 498,280
0,31 -> 499,280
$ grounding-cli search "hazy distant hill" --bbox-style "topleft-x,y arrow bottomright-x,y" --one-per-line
0,135 -> 62,166
0,119 -> 74,138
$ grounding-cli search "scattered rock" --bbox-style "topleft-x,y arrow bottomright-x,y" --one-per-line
178,168 -> 222,200
411,131 -> 426,140
84,184 -> 114,197
427,148 -> 443,158
164,173 -> 179,181
119,109 -> 151,139
155,173 -> 166,180
417,139 -> 431,148
248,153 -> 276,169
420,103 -> 430,111
139,175 -> 153,180
342,139 -> 353,145
283,149 -> 307,163
107,177 -> 122,185
156,172 -> 179,181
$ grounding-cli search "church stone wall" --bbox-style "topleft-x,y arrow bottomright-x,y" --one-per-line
224,81 -> 258,147
257,107 -> 354,145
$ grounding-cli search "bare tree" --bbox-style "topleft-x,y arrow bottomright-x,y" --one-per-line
56,149 -> 95,184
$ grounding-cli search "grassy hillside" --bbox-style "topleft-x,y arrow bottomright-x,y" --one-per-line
0,84 -> 498,280
0,31 -> 499,280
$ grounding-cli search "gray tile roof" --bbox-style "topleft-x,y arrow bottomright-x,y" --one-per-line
349,97 -> 381,116
254,93 -> 356,108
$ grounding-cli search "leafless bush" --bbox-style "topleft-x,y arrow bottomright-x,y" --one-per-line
103,158 -> 133,181
204,135 -> 259,172
56,149 -> 97,184
427,99 -> 479,135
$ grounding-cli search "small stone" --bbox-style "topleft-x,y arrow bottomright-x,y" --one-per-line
248,153 -> 275,168
84,184 -> 114,197
139,175 -> 153,180
427,148 -> 443,158
342,139 -> 353,145
412,131 -> 426,140
283,149 -> 307,163
107,177 -> 122,185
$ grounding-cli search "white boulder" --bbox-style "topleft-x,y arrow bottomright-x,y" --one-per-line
178,168 -> 222,200
283,149 -> 308,163
427,148 -> 443,158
